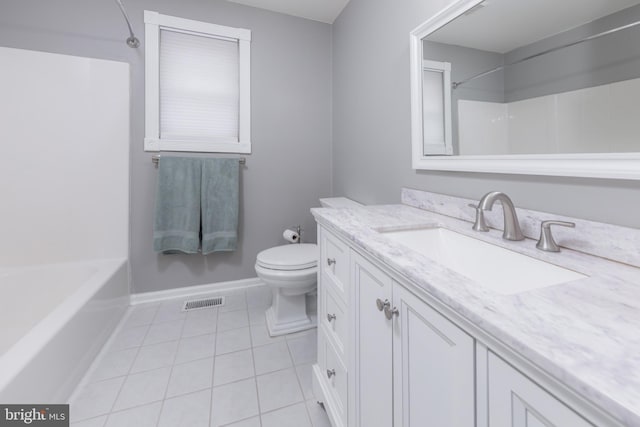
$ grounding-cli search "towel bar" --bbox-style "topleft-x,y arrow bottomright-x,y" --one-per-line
152,155 -> 246,167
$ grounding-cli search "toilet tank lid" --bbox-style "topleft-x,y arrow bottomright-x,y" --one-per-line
256,243 -> 318,270
319,197 -> 363,208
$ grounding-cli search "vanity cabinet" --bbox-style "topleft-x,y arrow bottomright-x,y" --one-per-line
314,226 -> 611,427
315,228 -> 351,427
487,353 -> 593,427
392,282 -> 474,427
351,248 -> 474,427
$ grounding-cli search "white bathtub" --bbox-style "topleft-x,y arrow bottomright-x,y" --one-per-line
0,258 -> 129,403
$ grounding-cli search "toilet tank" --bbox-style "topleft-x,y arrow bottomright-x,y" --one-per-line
319,197 -> 363,208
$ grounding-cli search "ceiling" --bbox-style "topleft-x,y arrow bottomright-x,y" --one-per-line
225,0 -> 351,24
427,0 -> 640,53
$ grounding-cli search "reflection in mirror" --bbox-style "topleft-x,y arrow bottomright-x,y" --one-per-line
421,0 -> 640,156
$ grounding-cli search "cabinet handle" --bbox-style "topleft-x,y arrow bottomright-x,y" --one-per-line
327,313 -> 336,322
326,368 -> 336,379
327,258 -> 336,266
376,298 -> 390,312
384,305 -> 399,320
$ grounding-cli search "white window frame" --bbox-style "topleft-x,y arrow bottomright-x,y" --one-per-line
421,59 -> 452,156
144,11 -> 251,153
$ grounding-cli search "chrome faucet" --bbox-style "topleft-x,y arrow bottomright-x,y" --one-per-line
471,192 -> 525,241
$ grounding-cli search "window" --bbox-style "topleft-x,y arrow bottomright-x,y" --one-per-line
144,11 -> 251,153
422,60 -> 452,155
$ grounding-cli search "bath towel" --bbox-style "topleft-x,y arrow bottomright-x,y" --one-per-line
201,158 -> 239,254
153,157 -> 202,254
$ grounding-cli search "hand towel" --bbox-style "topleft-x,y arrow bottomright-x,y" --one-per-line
153,157 -> 202,254
201,158 -> 239,254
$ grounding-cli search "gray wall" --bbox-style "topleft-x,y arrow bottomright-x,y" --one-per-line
332,0 -> 640,229
0,0 -> 332,293
504,3 -> 640,102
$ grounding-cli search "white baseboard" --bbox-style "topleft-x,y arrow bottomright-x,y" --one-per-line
130,277 -> 265,305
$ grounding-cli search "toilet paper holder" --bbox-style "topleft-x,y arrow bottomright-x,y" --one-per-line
283,225 -> 302,244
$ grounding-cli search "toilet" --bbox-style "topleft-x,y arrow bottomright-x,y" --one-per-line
255,197 -> 363,337
255,243 -> 318,336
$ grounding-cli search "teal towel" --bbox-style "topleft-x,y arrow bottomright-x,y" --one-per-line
153,157 -> 202,254
201,158 -> 239,254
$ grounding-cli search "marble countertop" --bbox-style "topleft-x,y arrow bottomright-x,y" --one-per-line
311,203 -> 640,426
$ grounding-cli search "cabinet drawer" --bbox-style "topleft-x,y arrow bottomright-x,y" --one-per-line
318,331 -> 348,425
488,352 -> 593,427
320,228 -> 350,301
320,284 -> 348,356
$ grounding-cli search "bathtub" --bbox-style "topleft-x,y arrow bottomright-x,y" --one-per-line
0,258 -> 129,403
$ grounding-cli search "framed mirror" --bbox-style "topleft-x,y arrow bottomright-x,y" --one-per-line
410,0 -> 640,179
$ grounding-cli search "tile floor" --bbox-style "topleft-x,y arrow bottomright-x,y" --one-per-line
69,285 -> 331,427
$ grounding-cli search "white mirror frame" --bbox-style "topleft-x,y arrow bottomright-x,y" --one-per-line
410,0 -> 640,180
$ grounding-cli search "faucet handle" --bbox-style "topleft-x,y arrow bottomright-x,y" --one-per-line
536,220 -> 575,252
468,204 -> 489,232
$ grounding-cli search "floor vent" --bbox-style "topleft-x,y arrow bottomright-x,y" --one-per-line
182,296 -> 225,312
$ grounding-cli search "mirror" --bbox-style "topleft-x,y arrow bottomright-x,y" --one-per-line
410,0 -> 640,179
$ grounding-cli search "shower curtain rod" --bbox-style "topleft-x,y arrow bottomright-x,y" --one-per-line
452,19 -> 640,89
115,0 -> 140,48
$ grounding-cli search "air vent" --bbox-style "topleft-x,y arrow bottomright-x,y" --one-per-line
182,296 -> 225,312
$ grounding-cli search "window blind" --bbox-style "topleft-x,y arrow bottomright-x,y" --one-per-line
159,29 -> 239,142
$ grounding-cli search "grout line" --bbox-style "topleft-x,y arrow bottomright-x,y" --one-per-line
246,290 -> 264,427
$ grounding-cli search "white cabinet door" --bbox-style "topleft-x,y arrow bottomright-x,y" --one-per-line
392,283 -> 475,427
352,252 -> 393,427
488,353 -> 593,427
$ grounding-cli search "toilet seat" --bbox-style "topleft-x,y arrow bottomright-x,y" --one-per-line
256,243 -> 317,271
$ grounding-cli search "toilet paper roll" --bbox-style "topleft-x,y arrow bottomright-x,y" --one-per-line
283,229 -> 300,243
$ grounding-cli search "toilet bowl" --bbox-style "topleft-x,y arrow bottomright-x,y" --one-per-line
255,243 -> 318,337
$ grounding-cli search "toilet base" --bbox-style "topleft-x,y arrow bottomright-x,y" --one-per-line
265,291 -> 317,337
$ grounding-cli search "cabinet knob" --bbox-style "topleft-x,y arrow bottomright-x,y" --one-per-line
376,298 -> 390,312
384,305 -> 399,320
327,258 -> 336,266
327,313 -> 336,322
326,368 -> 336,379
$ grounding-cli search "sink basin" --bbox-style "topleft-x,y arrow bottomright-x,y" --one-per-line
380,227 -> 587,295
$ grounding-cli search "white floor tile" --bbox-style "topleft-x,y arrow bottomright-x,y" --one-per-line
130,340 -> 179,373
144,319 -> 185,345
217,310 -> 249,332
109,325 -> 149,352
223,416 -> 261,427
295,364 -> 315,400
112,366 -> 171,411
246,286 -> 272,308
158,389 -> 211,427
249,322 -> 285,348
306,400 -> 332,427
213,349 -> 255,386
90,348 -> 138,382
175,333 -> 216,365
219,292 -> 247,313
256,368 -> 304,413
71,377 -> 125,421
248,306 -> 267,325
104,402 -> 161,427
124,304 -> 159,328
70,415 -> 107,427
166,357 -> 214,398
182,309 -> 218,338
253,341 -> 293,375
287,330 -> 317,365
216,327 -> 251,355
210,378 -> 259,427
261,402 -> 312,427
154,300 -> 187,323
